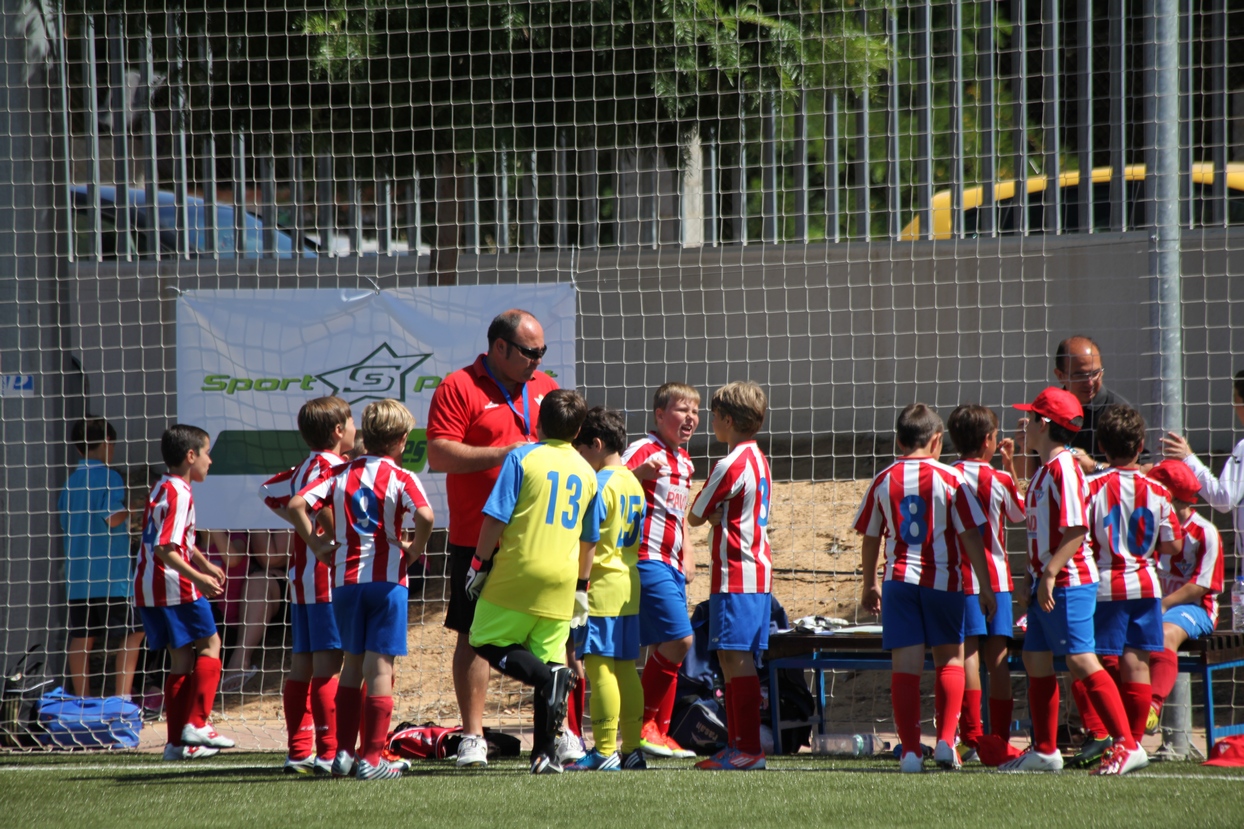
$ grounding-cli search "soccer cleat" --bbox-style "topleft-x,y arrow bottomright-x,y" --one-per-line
660,732 -> 698,760
283,754 -> 317,775
639,721 -> 674,758
564,748 -> 621,771
530,753 -> 564,775
313,755 -> 334,776
694,747 -> 766,771
381,749 -> 412,772
355,757 -> 403,781
1066,735 -> 1113,768
898,750 -> 925,774
455,733 -> 489,768
541,667 -> 576,741
1091,744 -> 1149,776
331,750 -> 356,778
998,748 -> 1064,772
555,731 -> 587,763
621,748 -> 648,770
956,742 -> 979,764
934,740 -> 962,770
1145,705 -> 1161,736
163,743 -> 219,761
181,723 -> 236,749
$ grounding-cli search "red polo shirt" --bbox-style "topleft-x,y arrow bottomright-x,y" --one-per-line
426,354 -> 560,547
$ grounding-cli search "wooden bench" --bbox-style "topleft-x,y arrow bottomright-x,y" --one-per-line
763,630 -> 1244,754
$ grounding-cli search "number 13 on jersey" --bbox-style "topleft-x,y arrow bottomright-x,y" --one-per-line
544,471 -> 584,529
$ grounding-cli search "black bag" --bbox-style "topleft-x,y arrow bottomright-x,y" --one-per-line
668,695 -> 728,755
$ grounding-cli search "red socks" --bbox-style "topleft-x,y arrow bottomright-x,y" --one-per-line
960,689 -> 983,748
1071,678 -> 1107,739
891,672 -> 923,758
190,656 -> 221,729
165,673 -> 189,746
1028,675 -> 1060,755
641,651 -> 681,734
934,665 -> 965,746
1082,669 -> 1136,749
360,695 -> 394,766
566,679 -> 585,737
728,676 -> 763,756
1121,681 -> 1152,746
283,680 -> 314,760
310,676 -> 339,758
988,696 -> 1014,740
335,685 -> 364,758
1149,648 -> 1179,713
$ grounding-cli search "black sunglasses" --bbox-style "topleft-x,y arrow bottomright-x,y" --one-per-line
503,338 -> 548,361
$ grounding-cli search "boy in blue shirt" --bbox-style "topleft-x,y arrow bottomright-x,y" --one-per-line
59,417 -> 144,699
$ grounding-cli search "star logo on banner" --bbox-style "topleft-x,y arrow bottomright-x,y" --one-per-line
316,343 -> 432,405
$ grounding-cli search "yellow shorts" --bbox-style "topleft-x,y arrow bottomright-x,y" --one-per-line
469,598 -> 571,664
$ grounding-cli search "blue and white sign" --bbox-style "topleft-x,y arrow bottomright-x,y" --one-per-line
0,375 -> 34,397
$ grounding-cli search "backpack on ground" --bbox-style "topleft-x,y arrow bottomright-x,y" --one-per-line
35,689 -> 142,749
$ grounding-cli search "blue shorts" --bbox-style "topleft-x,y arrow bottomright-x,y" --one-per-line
964,591 -> 1014,639
574,615 -> 641,661
291,602 -> 343,654
1164,604 -> 1215,640
1094,597 -> 1164,655
1023,584 -> 1097,656
709,593 -> 771,653
637,560 -> 693,646
138,596 -> 217,651
332,582 -> 408,657
881,580 -> 965,650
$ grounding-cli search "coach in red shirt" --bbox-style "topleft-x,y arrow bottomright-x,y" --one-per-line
425,308 -> 559,767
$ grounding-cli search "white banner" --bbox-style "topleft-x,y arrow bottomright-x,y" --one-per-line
176,285 -> 577,530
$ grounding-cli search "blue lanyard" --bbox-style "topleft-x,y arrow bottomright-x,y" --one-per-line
482,359 -> 531,437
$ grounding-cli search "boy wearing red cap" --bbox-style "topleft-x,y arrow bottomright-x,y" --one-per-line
1001,388 -> 1142,775
1146,459 -> 1224,731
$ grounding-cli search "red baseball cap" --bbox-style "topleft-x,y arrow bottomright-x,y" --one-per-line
1204,735 -> 1244,767
1148,459 -> 1201,503
1013,387 -> 1084,432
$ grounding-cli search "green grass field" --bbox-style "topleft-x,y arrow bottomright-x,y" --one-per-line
2,753 -> 1243,829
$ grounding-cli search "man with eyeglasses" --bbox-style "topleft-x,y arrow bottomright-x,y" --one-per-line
425,308 -> 559,768
1016,336 -> 1148,478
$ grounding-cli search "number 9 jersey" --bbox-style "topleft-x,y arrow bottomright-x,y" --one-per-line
690,440 -> 774,594
586,465 -> 647,617
481,440 -> 601,620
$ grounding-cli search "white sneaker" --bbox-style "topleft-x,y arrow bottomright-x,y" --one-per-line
998,748 -> 1064,772
455,733 -> 489,768
1091,744 -> 1149,776
181,723 -> 236,748
934,740 -> 962,770
163,743 -> 219,761
555,732 -> 586,763
284,754 -> 317,775
899,750 -> 925,773
314,755 -> 334,775
331,750 -> 356,778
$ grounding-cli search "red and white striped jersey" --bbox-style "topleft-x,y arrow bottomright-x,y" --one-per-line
298,455 -> 431,587
690,441 -> 773,594
1088,468 -> 1182,601
953,459 -> 1024,594
1025,449 -> 1097,587
622,433 -> 696,573
134,475 -> 199,607
1157,510 -> 1223,625
853,456 -> 987,592
259,450 -> 345,605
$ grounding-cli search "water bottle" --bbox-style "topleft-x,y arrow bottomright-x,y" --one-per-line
813,733 -> 887,756
1231,573 -> 1244,631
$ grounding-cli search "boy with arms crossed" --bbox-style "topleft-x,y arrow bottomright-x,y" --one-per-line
1002,389 -> 1139,774
289,399 -> 434,781
135,424 -> 234,760
854,404 -> 994,773
687,382 -> 773,771
566,407 -> 648,771
947,405 -> 1024,753
464,390 -> 601,774
622,383 -> 700,759
259,396 -> 356,774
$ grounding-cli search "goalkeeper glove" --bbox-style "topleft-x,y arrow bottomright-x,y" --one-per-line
465,555 -> 492,601
570,579 -> 590,628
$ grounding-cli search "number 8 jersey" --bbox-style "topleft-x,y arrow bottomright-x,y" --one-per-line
1087,467 -> 1182,601
852,456 -> 986,592
690,440 -> 774,594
